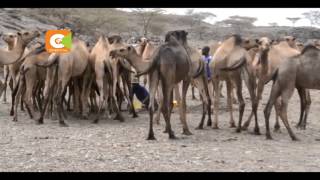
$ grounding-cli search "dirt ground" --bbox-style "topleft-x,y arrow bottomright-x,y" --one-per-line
1,83 -> 320,172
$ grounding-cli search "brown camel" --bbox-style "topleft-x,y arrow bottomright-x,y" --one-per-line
209,34 -> 259,134
0,30 -> 39,100
12,45 -> 48,122
33,38 -> 91,126
111,30 -> 204,140
89,35 -> 134,123
242,37 -> 311,132
0,30 -> 40,65
264,45 -> 320,140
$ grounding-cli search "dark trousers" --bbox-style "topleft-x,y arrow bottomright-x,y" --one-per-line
132,83 -> 158,110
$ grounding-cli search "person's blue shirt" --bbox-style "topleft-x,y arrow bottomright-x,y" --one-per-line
202,55 -> 212,79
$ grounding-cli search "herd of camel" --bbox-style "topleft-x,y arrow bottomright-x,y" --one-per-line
1,27 -> 320,141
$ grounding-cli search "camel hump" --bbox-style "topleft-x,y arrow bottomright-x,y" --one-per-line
300,45 -> 319,54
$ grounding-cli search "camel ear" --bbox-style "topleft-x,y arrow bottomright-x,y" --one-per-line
127,46 -> 132,51
255,39 -> 259,43
17,32 -> 22,36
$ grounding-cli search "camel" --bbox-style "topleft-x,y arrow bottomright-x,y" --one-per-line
12,45 -> 48,122
32,38 -> 91,126
0,30 -> 40,65
0,30 -> 39,100
242,37 -> 311,132
209,34 -> 259,134
264,45 -> 320,140
89,35 -> 135,123
111,30 -> 206,140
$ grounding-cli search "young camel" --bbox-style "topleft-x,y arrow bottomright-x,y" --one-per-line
264,45 -> 320,140
209,34 -> 259,134
0,30 -> 40,97
111,30 -> 205,140
243,37 -> 311,131
12,46 -> 48,122
34,38 -> 91,126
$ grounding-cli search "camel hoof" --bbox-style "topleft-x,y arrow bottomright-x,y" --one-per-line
296,124 -> 306,130
230,123 -> 236,128
195,126 -> 204,130
273,128 -> 281,133
12,117 -> 17,122
266,135 -> 273,140
147,136 -> 156,140
212,125 -> 219,130
241,126 -> 248,131
254,130 -> 261,135
114,115 -> 124,122
36,118 -> 44,125
59,122 -> 69,127
10,110 -> 14,116
206,120 -> 212,127
132,114 -> 138,118
182,130 -> 193,136
163,129 -> 168,133
92,119 -> 99,124
292,136 -> 300,141
236,128 -> 241,133
169,133 -> 177,139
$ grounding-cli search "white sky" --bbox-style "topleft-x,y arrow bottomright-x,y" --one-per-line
118,8 -> 320,28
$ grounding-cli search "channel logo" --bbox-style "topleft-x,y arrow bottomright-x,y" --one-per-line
45,30 -> 72,53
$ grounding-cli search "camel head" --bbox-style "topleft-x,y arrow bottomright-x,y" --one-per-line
278,36 -> 297,49
108,35 -> 123,45
241,37 -> 259,50
165,30 -> 188,45
2,33 -> 17,46
257,37 -> 273,51
17,30 -> 40,46
110,45 -> 135,59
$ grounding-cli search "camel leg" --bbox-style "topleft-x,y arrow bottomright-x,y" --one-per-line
212,77 -> 220,129
122,74 -> 138,118
234,77 -> 245,133
242,77 -> 264,130
303,90 -> 311,129
180,80 -> 192,135
296,88 -> 310,130
273,98 -> 282,132
80,66 -> 92,119
279,87 -> 298,141
55,78 -> 69,127
93,76 -> 106,124
154,85 -> 163,125
263,81 -> 282,140
147,71 -> 159,140
23,74 -> 37,120
162,81 -> 176,139
226,80 -> 236,128
73,78 -> 81,115
195,75 -> 211,129
2,68 -> 9,103
111,66 -> 124,122
12,76 -> 24,122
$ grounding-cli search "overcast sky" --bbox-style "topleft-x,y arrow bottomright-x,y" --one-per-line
119,8 -> 320,28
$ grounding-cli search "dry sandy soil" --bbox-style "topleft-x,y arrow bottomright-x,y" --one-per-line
1,83 -> 320,172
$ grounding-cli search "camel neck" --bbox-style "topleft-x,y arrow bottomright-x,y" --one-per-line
126,52 -> 150,73
260,48 -> 269,65
0,36 -> 27,65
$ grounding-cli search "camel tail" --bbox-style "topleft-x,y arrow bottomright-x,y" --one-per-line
136,50 -> 160,77
220,57 -> 246,71
265,68 -> 279,85
36,54 -> 59,68
192,59 -> 204,78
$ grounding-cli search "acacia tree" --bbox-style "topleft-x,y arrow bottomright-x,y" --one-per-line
302,11 -> 320,27
286,17 -> 301,27
133,8 -> 165,37
185,9 -> 216,40
216,15 -> 257,34
268,22 -> 278,27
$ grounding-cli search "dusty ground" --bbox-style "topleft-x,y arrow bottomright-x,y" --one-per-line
1,83 -> 320,172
